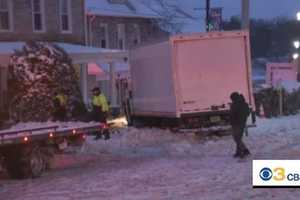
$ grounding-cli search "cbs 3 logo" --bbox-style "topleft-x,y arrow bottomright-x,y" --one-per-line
260,167 -> 285,181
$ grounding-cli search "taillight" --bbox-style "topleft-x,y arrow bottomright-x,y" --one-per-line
49,133 -> 54,138
23,136 -> 29,142
82,134 -> 87,140
101,123 -> 108,129
72,129 -> 77,135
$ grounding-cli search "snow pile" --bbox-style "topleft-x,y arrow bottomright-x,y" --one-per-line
83,126 -> 233,158
83,127 -> 195,157
82,114 -> 300,159
252,115 -> 300,135
278,80 -> 300,93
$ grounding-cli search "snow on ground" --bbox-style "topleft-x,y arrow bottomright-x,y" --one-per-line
2,115 -> 300,199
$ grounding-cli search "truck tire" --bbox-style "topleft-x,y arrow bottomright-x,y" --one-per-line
69,135 -> 85,147
23,146 -> 46,178
40,147 -> 55,170
4,147 -> 25,179
5,146 -> 46,179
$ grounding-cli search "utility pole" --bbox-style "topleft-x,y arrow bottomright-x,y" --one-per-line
241,0 -> 250,29
206,0 -> 210,32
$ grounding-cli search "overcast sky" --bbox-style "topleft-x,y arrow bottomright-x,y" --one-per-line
191,0 -> 300,19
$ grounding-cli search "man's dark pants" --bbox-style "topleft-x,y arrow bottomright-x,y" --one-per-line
232,124 -> 249,156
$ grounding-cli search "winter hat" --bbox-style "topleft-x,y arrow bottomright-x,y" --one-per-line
230,92 -> 240,102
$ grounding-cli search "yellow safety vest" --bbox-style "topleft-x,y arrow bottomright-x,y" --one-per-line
56,94 -> 67,106
92,94 -> 109,112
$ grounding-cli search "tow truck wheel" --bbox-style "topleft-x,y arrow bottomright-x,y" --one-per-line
23,146 -> 46,178
4,145 -> 45,179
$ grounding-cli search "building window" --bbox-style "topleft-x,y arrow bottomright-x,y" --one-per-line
0,67 -> 8,109
0,0 -> 12,31
133,24 -> 141,45
59,0 -> 72,33
100,23 -> 109,48
32,0 -> 45,32
117,24 -> 125,50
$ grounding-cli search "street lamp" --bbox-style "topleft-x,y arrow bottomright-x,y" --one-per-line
294,40 -> 300,49
297,12 -> 300,21
293,53 -> 299,60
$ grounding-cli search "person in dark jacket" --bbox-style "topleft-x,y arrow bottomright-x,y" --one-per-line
230,92 -> 251,158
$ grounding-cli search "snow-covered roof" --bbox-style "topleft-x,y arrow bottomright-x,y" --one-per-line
85,0 -> 161,19
139,0 -> 205,33
85,0 -> 205,33
0,42 -> 128,65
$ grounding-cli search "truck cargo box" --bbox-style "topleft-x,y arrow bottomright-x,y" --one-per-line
130,31 -> 254,124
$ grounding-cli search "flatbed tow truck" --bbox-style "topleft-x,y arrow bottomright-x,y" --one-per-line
0,122 -> 107,179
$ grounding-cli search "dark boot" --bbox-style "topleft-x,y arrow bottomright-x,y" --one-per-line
243,148 -> 251,156
94,132 -> 103,140
233,149 -> 240,158
233,153 -> 240,158
103,129 -> 110,140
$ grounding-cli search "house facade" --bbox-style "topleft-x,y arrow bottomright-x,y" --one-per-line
85,0 -> 169,108
0,0 -> 128,117
86,0 -> 168,50
87,16 -> 167,50
0,0 -> 85,44
0,0 -> 85,115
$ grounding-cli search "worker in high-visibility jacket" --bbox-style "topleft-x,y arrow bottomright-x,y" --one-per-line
53,90 -> 68,121
92,87 -> 109,123
91,87 -> 110,140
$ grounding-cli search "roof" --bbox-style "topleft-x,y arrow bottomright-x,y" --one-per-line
139,0 -> 205,33
0,42 -> 128,65
85,0 -> 205,33
85,0 -> 161,19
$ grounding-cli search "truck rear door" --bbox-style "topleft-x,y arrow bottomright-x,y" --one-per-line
173,33 -> 252,114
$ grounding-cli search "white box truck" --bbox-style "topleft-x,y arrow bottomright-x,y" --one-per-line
129,31 -> 254,128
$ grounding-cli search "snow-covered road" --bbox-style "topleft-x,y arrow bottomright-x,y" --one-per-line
2,115 -> 300,200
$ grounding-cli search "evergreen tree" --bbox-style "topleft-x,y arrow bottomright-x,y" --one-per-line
9,42 -> 86,122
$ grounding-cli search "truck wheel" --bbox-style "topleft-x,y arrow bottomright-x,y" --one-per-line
4,145 -> 45,179
69,135 -> 85,147
23,147 -> 46,178
40,147 -> 55,170
4,147 -> 25,179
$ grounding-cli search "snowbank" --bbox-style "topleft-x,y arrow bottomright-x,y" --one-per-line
279,80 -> 300,93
